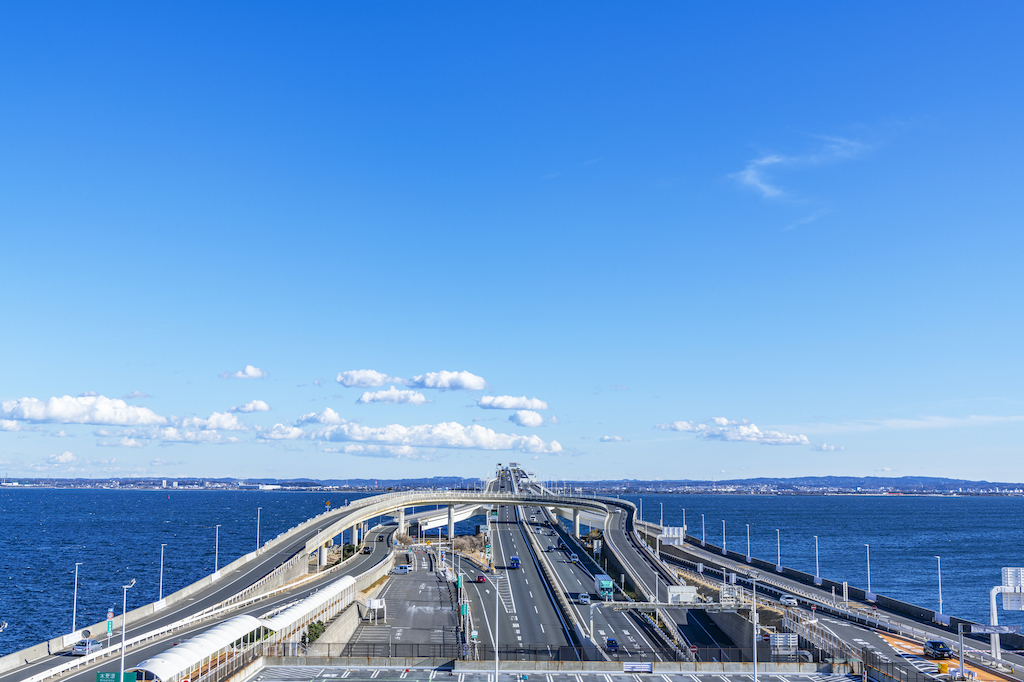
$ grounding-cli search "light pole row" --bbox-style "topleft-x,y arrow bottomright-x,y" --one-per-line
70,508 -> 267,635
683,510 -> 946,611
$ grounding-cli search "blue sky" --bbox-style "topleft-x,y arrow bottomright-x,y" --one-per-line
2,3 -> 1023,482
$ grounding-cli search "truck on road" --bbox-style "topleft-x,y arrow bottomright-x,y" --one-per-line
594,573 -> 615,600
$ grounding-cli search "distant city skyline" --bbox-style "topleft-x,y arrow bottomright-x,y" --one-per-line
2,3 -> 1022,480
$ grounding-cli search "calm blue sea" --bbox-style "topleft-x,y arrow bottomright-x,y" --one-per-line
0,490 -> 1021,655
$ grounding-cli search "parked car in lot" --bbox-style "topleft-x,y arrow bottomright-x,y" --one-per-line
71,639 -> 103,656
779,594 -> 798,606
924,640 -> 953,659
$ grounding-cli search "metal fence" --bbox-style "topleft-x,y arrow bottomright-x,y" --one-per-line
862,647 -> 937,682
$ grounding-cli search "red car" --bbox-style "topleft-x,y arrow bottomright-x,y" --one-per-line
477,574 -> 487,583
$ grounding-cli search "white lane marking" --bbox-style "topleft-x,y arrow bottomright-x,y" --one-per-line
540,623 -> 545,632
342,672 -> 351,679
534,605 -> 539,613
371,671 -> 381,679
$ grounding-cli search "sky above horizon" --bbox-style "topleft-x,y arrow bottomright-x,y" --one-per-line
2,3 -> 1023,482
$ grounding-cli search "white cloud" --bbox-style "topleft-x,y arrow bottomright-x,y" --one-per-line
813,443 -> 845,452
99,426 -> 238,445
258,423 -> 307,440
231,400 -> 271,413
78,391 -> 98,397
1,395 -> 167,426
336,369 -> 396,387
49,451 -> 76,464
599,435 -> 624,442
1,419 -> 25,431
179,412 -> 248,431
309,421 -> 561,454
655,417 -> 810,445
295,408 -> 346,425
123,391 -> 151,399
220,365 -> 267,379
408,371 -> 486,391
357,386 -> 428,406
98,437 -> 145,448
329,444 -> 426,459
732,136 -> 866,199
794,414 -> 1024,435
509,410 -> 544,427
50,429 -> 70,437
548,415 -> 560,425
478,395 -> 549,410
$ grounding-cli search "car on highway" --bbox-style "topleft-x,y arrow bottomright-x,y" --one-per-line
361,546 -> 372,554
477,574 -> 487,583
576,592 -> 591,605
779,594 -> 798,606
71,639 -> 103,656
568,552 -> 579,562
924,640 -> 953,659
546,545 -> 554,552
605,637 -> 618,653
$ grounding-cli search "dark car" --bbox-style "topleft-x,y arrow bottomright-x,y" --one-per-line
923,640 -> 952,659
546,546 -> 554,552
605,637 -> 618,653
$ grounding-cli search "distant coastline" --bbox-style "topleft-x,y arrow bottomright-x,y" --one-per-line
2,473 -> 1022,496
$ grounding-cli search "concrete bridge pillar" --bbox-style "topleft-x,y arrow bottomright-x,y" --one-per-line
397,507 -> 406,536
318,545 -> 327,567
573,509 -> 581,538
447,504 -> 455,544
349,524 -> 358,547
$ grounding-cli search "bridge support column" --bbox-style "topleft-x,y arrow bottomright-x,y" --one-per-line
397,507 -> 406,536
318,545 -> 327,567
573,509 -> 581,538
447,504 -> 455,545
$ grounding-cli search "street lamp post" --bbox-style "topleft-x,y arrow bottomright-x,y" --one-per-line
159,544 -> 167,600
119,579 -> 136,682
746,524 -> 751,563
935,556 -> 943,614
701,514 -> 705,546
72,562 -> 83,634
865,544 -> 872,596
775,529 -> 781,571
722,520 -> 727,555
814,536 -> 820,584
215,524 -> 221,572
256,507 -> 262,550
494,572 -> 500,682
750,572 -> 760,682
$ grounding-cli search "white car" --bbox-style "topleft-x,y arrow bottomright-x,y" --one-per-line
779,595 -> 798,607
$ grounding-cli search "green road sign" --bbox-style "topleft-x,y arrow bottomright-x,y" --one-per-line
107,620 -> 113,635
97,673 -> 123,682
471,629 -> 478,639
461,603 -> 468,615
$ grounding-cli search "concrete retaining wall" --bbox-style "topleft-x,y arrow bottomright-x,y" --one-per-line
319,603 -> 362,646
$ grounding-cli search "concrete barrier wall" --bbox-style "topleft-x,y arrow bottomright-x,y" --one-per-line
318,603 -> 362,646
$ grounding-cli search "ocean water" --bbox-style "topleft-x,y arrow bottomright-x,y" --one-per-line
0,489 -> 1021,655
